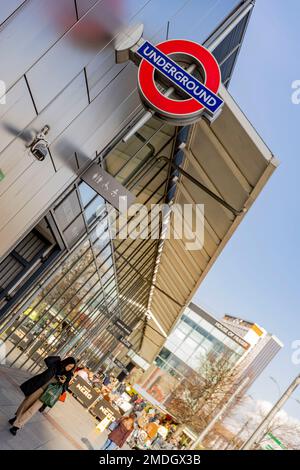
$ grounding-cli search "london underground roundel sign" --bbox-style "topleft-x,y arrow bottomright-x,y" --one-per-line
136,39 -> 223,125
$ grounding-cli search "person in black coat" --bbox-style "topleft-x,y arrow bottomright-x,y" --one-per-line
9,356 -> 76,435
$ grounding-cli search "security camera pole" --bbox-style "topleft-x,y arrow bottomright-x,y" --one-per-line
242,374 -> 300,450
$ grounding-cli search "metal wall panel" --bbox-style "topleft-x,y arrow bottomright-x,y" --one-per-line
50,63 -> 140,169
0,163 -> 74,258
212,12 -> 249,63
0,0 -> 26,26
63,213 -> 86,247
0,156 -> 55,232
0,65 -> 142,258
85,47 -> 127,102
0,76 -> 36,154
0,71 -> 88,198
26,0 -> 149,111
0,138 -> 34,201
28,71 -> 89,146
76,0 -> 99,18
86,0 -> 185,101
0,0 -> 77,90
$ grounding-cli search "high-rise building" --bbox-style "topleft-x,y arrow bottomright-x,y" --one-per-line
139,303 -> 283,403
222,314 -> 283,387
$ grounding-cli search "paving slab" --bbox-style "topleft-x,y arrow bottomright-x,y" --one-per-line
0,365 -> 110,450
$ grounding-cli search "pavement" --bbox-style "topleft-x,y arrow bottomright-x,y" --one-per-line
0,365 -> 110,450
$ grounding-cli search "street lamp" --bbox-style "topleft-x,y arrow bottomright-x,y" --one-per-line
269,375 -> 300,406
269,376 -> 281,397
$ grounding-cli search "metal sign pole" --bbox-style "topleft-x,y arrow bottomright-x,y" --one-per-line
242,375 -> 300,450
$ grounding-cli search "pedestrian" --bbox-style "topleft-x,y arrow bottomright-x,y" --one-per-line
102,373 -> 112,386
100,413 -> 135,450
9,356 -> 76,435
137,408 -> 149,430
115,381 -> 127,396
146,417 -> 160,440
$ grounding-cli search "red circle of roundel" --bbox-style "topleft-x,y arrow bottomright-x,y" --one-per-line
138,39 -> 221,116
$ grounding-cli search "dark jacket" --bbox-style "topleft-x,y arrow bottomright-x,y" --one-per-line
108,420 -> 134,448
20,356 -> 73,397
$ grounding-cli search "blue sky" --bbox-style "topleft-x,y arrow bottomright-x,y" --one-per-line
194,0 -> 300,418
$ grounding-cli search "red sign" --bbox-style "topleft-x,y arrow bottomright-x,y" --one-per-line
137,39 -> 222,124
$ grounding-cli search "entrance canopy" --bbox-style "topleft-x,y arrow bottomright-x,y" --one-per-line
136,84 -> 278,363
1,85 -> 278,373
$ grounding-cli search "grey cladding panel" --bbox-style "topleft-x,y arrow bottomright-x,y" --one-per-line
26,0 -> 149,111
0,0 -> 77,90
0,0 -> 25,26
0,76 -> 36,154
0,156 -> 56,231
0,139 -> 34,200
29,71 -> 89,146
86,0 -> 182,101
76,0 -> 99,18
220,49 -> 239,83
54,189 -> 81,230
0,72 -> 88,198
50,63 -> 139,169
63,213 -> 86,248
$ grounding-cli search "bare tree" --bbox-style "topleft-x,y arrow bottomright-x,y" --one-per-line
224,398 -> 300,450
252,408 -> 300,450
165,353 -> 243,434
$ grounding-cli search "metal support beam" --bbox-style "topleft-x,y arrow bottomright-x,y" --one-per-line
158,155 -> 246,216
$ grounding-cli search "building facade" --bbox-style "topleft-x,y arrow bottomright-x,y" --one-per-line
0,1 -> 279,376
139,303 -> 283,404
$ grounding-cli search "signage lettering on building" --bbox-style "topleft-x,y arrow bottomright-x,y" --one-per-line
119,336 -> 132,349
93,399 -> 121,422
69,376 -> 99,408
108,326 -> 132,349
136,39 -> 223,125
214,321 -> 250,349
113,318 -> 132,336
82,164 -> 135,212
262,433 -> 287,450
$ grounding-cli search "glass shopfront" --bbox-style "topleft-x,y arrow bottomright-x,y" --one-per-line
0,117 -> 176,372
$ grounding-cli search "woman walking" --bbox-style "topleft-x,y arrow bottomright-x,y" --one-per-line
101,414 -> 135,450
9,356 -> 76,435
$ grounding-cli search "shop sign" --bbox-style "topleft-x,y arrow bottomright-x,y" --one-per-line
82,164 -> 135,212
113,318 -> 132,336
69,376 -> 99,408
136,39 -> 223,124
93,399 -> 122,422
114,358 -> 129,374
108,326 -> 132,349
214,320 -> 250,349
119,336 -> 132,349
262,433 -> 287,450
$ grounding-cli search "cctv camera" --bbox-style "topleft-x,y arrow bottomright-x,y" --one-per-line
30,139 -> 48,161
29,125 -> 50,161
